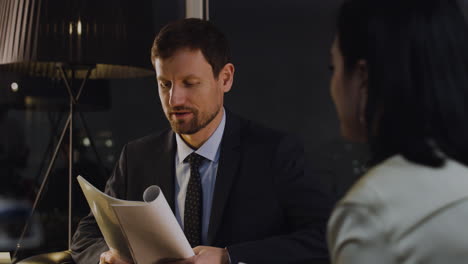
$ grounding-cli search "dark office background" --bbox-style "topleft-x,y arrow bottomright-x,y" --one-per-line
1,0 -> 369,256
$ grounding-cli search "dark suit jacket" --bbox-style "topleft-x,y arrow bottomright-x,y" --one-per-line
71,111 -> 331,264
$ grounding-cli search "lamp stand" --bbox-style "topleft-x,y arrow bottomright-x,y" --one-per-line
13,64 -> 95,259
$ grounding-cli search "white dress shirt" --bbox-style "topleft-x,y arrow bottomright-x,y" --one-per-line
174,109 -> 226,245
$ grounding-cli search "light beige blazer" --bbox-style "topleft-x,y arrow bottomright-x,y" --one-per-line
328,155 -> 468,264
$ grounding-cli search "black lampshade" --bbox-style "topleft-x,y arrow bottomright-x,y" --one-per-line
0,0 -> 155,79
0,73 -> 111,111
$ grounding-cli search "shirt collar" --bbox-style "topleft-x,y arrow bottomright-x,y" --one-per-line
175,108 -> 226,164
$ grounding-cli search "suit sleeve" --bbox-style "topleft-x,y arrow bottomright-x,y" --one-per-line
70,144 -> 129,264
227,136 -> 333,264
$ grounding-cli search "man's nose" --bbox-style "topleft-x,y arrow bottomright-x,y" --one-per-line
169,85 -> 187,107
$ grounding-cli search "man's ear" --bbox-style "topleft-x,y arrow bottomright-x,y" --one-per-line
218,63 -> 235,93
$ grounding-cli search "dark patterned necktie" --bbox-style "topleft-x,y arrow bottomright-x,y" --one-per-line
184,152 -> 204,247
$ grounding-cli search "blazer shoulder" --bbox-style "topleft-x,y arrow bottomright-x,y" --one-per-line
236,115 -> 303,149
125,128 -> 174,152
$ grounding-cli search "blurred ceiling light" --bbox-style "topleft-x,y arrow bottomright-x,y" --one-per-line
82,137 -> 91,147
11,82 -> 19,92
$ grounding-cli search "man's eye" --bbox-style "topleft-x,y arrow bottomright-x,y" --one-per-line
160,81 -> 171,89
184,81 -> 199,87
328,65 -> 335,72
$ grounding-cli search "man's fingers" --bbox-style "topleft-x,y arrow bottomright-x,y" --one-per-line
101,251 -> 116,264
100,251 -> 110,264
99,250 -> 132,264
193,246 -> 206,254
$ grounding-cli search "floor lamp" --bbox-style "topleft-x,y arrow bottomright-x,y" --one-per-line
0,0 -> 155,256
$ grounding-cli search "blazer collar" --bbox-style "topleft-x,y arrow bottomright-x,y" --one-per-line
154,130 -> 177,213
207,110 -> 242,245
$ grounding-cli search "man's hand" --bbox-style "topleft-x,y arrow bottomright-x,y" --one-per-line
165,246 -> 229,264
192,246 -> 229,264
99,249 -> 133,264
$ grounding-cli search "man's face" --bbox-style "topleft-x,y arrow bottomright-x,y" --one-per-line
155,49 -> 227,135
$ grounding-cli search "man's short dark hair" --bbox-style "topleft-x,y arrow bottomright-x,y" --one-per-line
151,18 -> 231,77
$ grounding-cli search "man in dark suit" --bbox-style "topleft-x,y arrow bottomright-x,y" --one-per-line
71,18 -> 331,264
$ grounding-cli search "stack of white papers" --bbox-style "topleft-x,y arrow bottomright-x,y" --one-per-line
77,176 -> 194,264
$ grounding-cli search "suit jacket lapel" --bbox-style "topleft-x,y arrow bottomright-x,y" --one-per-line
207,111 -> 241,245
154,130 -> 177,213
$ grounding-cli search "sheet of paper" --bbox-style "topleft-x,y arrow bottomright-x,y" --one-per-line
77,176 -> 194,264
112,186 -> 194,264
77,176 -> 136,260
0,252 -> 10,264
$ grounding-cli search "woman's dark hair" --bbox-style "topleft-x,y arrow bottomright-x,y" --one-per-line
337,0 -> 468,167
151,18 -> 231,78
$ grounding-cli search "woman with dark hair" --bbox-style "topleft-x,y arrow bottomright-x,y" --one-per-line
328,0 -> 468,263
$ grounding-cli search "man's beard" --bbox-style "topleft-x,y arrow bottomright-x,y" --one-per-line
167,105 -> 221,135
